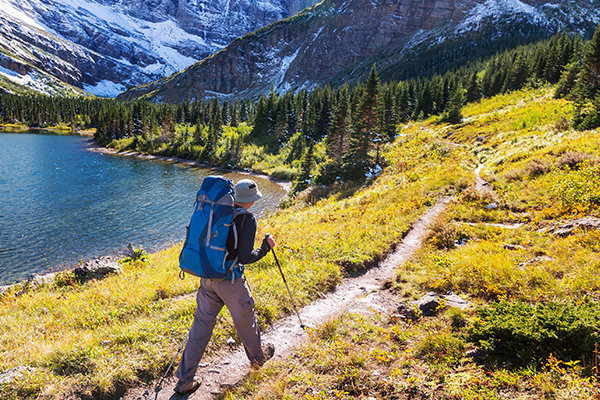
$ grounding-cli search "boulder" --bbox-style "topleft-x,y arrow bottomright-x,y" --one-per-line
395,303 -> 419,322
538,217 -> 600,237
417,292 -> 442,316
414,292 -> 470,317
0,366 -> 36,385
14,273 -> 57,296
73,256 -> 121,282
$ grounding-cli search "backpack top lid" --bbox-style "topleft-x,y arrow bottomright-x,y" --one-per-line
199,176 -> 235,204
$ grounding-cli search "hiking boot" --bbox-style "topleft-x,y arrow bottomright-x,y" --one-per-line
262,342 -> 275,362
252,342 -> 275,367
174,378 -> 201,395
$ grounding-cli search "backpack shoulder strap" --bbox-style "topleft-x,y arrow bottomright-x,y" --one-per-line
232,207 -> 252,219
231,207 -> 252,250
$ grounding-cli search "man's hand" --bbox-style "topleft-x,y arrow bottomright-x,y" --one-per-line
264,234 -> 276,250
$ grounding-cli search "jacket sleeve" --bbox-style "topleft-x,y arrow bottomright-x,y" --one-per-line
236,214 -> 272,265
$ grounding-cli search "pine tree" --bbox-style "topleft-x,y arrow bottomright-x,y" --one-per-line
442,83 -> 465,124
504,51 -> 529,92
573,23 -> 600,127
344,64 -> 380,180
251,94 -> 268,140
221,100 -> 229,126
207,96 -> 222,158
230,99 -> 239,127
292,141 -> 314,193
576,23 -> 600,102
466,71 -> 481,103
239,101 -> 249,122
327,84 -> 351,166
380,86 -> 397,142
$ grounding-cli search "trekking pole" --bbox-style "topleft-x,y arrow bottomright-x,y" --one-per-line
266,234 -> 306,329
154,331 -> 190,400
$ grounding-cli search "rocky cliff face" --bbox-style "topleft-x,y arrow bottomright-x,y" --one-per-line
118,0 -> 600,103
0,0 -> 319,96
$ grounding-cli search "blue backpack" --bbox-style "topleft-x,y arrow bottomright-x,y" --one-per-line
179,176 -> 249,282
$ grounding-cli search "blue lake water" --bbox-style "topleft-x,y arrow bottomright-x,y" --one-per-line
0,132 -> 287,285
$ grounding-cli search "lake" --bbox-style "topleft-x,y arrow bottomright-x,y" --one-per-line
0,131 -> 287,286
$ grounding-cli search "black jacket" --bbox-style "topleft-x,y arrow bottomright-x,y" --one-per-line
226,206 -> 271,265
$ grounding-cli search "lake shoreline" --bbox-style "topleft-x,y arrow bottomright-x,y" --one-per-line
85,139 -> 292,193
1,136 -> 291,291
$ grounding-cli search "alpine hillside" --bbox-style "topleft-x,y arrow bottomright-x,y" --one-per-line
0,0 -> 319,97
118,0 -> 600,103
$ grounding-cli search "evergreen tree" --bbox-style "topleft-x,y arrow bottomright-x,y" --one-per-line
292,141 -> 314,193
441,83 -> 465,124
207,96 -> 222,158
344,64 -> 380,180
327,84 -> 351,166
251,94 -> 268,141
380,86 -> 397,142
573,23 -> 600,128
504,51 -> 529,92
239,101 -> 249,122
221,100 -> 230,126
466,71 -> 481,103
576,23 -> 600,102
230,99 -> 239,127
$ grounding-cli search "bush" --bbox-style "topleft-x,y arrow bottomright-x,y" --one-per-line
525,158 -> 551,177
467,300 -> 600,367
108,137 -> 136,151
269,165 -> 298,181
416,331 -> 465,365
557,152 -> 593,170
425,217 -> 469,250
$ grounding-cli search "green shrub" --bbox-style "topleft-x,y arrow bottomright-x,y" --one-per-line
268,165 -> 298,181
552,163 -> 600,213
416,331 -> 465,365
108,137 -> 136,151
467,300 -> 600,367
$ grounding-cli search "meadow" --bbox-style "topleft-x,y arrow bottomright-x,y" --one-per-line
225,87 -> 600,399
0,109 -> 470,398
2,86 -> 600,399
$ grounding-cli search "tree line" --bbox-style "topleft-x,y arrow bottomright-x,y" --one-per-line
1,26 -> 599,192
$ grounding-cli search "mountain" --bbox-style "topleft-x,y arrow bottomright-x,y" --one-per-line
0,0 -> 319,97
118,0 -> 600,103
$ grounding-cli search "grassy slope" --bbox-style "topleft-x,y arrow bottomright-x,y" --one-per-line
223,87 -> 600,399
3,86 -> 599,399
0,114 -> 471,398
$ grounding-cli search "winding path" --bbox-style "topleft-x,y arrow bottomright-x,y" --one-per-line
123,198 -> 451,400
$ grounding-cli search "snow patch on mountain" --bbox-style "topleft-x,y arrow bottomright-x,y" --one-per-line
275,46 -> 301,93
2,0 -> 44,29
457,0 -> 544,33
83,80 -> 127,98
0,0 -> 318,97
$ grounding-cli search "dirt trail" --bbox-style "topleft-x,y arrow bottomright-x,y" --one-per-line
474,163 -> 488,194
123,198 -> 450,400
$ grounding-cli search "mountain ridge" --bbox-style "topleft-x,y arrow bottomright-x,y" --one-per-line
0,0 -> 319,96
118,0 -> 600,103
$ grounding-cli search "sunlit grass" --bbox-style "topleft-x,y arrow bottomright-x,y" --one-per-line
4,86 -> 600,399
0,125 -> 471,398
225,310 -> 598,400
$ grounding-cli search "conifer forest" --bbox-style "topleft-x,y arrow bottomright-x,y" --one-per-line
2,28 -> 600,193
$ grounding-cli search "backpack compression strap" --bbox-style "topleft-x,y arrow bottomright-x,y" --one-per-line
196,192 -> 235,247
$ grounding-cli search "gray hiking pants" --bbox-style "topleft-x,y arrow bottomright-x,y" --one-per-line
175,276 -> 265,383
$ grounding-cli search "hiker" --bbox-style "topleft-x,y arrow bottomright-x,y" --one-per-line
174,179 -> 276,394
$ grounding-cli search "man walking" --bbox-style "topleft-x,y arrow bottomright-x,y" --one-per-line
174,179 -> 276,394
